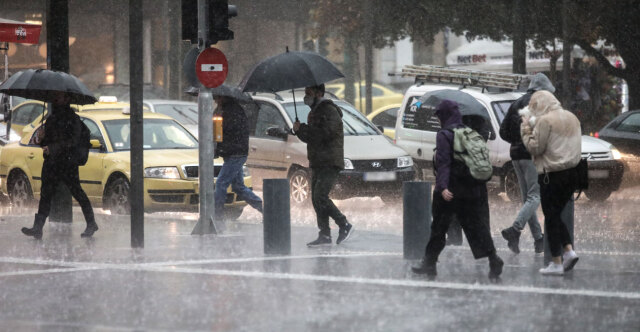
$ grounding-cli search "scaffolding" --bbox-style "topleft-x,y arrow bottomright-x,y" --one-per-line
389,65 -> 531,91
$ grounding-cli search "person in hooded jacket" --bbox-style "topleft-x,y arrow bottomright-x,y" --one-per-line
21,91 -> 98,239
499,73 -> 555,254
412,100 -> 503,279
521,90 -> 581,276
213,95 -> 263,221
293,84 -> 354,247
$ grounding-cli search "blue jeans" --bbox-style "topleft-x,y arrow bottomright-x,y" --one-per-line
512,159 -> 543,240
214,156 -> 263,219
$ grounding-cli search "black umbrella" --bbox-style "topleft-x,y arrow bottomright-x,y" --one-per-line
0,69 -> 97,105
211,84 -> 252,102
416,89 -> 493,138
239,47 -> 344,121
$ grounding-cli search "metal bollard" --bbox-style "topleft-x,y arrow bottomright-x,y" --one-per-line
544,195 -> 575,264
403,181 -> 431,260
263,179 -> 291,255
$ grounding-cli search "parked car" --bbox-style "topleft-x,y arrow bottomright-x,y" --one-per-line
597,109 -> 640,187
0,109 -> 249,219
367,103 -> 401,139
0,92 -> 27,122
94,83 -> 168,101
395,82 -> 624,201
246,90 -> 414,205
325,82 -> 403,114
142,99 -> 199,135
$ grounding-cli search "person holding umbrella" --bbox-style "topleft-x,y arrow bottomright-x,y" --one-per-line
22,91 -> 98,239
292,84 -> 354,246
212,86 -> 263,222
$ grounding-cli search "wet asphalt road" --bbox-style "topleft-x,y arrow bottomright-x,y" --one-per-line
0,187 -> 638,331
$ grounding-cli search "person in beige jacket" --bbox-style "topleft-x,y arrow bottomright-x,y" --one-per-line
521,90 -> 581,276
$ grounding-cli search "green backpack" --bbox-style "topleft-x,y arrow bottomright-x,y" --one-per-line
451,127 -> 493,182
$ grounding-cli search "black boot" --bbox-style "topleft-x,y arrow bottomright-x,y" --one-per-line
81,213 -> 99,238
534,234 -> 544,253
412,256 -> 437,277
501,226 -> 521,254
488,252 -> 504,280
22,214 -> 46,239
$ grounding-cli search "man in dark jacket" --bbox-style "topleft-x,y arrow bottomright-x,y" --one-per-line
21,92 -> 98,239
412,100 -> 503,279
293,84 -> 353,246
498,73 -> 555,254
213,96 -> 263,221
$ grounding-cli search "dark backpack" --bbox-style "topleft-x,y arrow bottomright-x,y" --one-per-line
573,158 -> 589,196
74,118 -> 91,166
449,127 -> 493,184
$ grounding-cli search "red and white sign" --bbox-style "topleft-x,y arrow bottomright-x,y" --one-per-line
0,18 -> 42,44
195,47 -> 228,88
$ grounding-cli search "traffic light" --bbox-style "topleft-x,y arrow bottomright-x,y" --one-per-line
181,0 -> 237,45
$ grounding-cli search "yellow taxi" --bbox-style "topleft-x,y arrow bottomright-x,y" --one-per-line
366,103 -> 401,139
325,82 -> 403,114
0,109 -> 250,219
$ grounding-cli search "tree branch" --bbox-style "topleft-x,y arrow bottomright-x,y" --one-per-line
573,39 -> 627,79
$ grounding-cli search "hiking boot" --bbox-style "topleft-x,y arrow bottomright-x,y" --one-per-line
307,234 -> 332,247
539,262 -> 564,276
336,223 -> 354,245
488,253 -> 504,279
21,214 -> 46,240
562,250 -> 579,272
412,256 -> 437,277
81,222 -> 99,238
501,226 -> 521,254
534,235 -> 544,254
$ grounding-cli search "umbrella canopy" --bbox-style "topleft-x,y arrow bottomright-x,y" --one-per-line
0,18 -> 42,44
0,69 -> 97,105
239,50 -> 344,93
211,84 -> 252,102
417,89 -> 490,122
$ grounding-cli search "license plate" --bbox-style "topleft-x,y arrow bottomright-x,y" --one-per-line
364,171 -> 397,182
588,170 -> 609,179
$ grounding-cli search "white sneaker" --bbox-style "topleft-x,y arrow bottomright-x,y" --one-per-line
539,262 -> 564,276
563,250 -> 579,272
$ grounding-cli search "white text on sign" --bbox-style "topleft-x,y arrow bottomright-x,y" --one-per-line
201,64 -> 224,72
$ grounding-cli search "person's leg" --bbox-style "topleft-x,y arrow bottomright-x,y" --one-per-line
214,157 -> 235,221
307,168 -> 332,246
229,156 -> 263,213
539,171 -> 575,275
413,193 -> 453,276
61,166 -> 98,237
22,162 -> 58,238
314,167 -> 348,228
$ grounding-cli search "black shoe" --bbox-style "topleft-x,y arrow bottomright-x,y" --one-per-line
336,224 -> 354,245
412,257 -> 437,277
22,214 -> 46,240
534,235 -> 544,254
307,234 -> 332,247
81,222 -> 99,238
501,227 -> 521,254
489,254 -> 504,279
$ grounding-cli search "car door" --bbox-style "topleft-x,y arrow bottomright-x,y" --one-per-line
247,101 -> 288,182
396,95 -> 438,164
23,126 -> 45,195
78,117 -> 108,201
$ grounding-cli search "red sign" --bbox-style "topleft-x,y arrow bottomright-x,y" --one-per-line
0,18 -> 42,44
195,48 -> 228,88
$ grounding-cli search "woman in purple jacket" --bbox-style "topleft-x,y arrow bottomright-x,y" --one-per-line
412,100 -> 503,279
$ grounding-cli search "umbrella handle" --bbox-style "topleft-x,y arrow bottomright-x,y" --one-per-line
291,88 -> 299,122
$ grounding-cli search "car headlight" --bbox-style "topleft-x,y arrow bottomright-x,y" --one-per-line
144,167 -> 181,179
344,159 -> 354,170
243,165 -> 250,176
611,148 -> 622,160
397,156 -> 413,168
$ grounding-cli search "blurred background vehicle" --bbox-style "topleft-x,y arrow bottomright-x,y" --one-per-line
143,99 -> 199,136
325,81 -> 403,114
596,109 -> 640,187
367,103 -> 400,139
93,83 -> 168,101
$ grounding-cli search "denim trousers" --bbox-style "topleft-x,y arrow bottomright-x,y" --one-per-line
512,159 -> 543,240
214,155 -> 263,219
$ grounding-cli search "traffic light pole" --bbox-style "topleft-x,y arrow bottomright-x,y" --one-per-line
192,0 -> 219,235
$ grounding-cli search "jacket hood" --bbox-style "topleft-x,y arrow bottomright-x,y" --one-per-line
528,73 -> 556,93
434,99 -> 462,128
529,90 -> 563,118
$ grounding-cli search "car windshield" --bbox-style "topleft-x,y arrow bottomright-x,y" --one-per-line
282,101 -> 379,136
153,104 -> 198,125
103,118 -> 197,151
491,100 -> 515,124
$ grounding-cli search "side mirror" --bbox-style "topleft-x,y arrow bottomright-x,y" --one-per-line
90,139 -> 103,149
266,127 -> 289,140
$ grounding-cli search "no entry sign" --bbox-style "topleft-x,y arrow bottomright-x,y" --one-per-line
195,48 -> 228,88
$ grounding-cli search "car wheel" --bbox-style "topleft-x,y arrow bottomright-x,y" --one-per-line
225,206 -> 245,221
584,189 -> 612,201
289,168 -> 311,206
105,177 -> 131,215
8,171 -> 34,209
504,166 -> 521,202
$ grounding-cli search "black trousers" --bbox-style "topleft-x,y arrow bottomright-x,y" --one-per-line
38,160 -> 95,224
311,167 -> 347,236
539,169 -> 575,257
425,190 -> 495,260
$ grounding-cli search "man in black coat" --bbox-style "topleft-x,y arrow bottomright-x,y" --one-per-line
213,96 -> 263,221
21,92 -> 98,239
499,73 -> 555,254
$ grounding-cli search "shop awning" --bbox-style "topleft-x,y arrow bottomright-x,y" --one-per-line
0,18 -> 42,45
